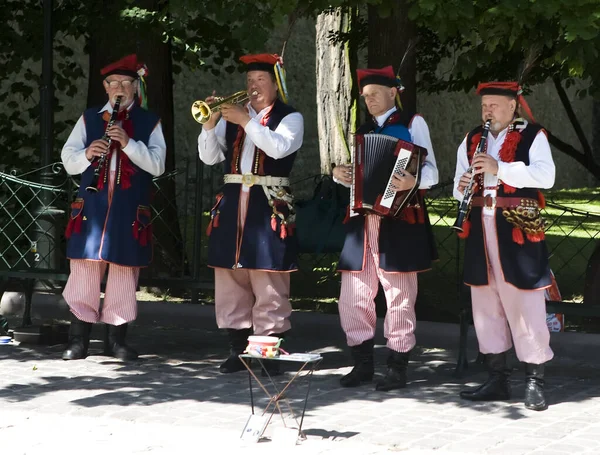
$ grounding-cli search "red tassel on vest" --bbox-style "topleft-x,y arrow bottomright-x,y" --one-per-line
512,227 -> 525,245
526,231 -> 545,243
537,190 -> 546,209
457,220 -> 471,239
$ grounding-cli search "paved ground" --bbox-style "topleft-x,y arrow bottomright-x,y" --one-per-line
2,295 -> 600,454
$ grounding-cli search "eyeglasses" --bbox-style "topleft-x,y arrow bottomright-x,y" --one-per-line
105,80 -> 135,89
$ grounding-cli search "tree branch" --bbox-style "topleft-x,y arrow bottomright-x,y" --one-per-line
552,75 -> 593,158
546,131 -> 600,179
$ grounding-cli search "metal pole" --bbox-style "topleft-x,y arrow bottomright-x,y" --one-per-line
40,0 -> 54,168
190,158 -> 204,304
34,0 -> 58,273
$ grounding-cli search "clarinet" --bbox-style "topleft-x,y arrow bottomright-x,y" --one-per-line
86,95 -> 123,193
452,119 -> 492,232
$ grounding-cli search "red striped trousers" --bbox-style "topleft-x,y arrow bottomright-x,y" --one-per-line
339,215 -> 418,352
63,171 -> 140,325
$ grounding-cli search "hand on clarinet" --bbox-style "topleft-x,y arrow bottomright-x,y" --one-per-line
456,172 -> 473,195
332,164 -> 352,185
390,169 -> 416,192
107,125 -> 130,148
472,154 -> 498,175
203,90 -> 221,130
85,139 -> 109,161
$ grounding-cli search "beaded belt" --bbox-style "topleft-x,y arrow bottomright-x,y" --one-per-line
223,173 -> 290,188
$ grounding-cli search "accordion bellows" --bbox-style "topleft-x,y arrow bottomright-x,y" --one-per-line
350,134 -> 427,218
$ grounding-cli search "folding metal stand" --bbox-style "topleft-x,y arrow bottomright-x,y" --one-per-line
239,353 -> 322,441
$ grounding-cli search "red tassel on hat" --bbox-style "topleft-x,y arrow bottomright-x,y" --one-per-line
457,220 -> 471,239
537,190 -> 546,209
512,227 -> 525,245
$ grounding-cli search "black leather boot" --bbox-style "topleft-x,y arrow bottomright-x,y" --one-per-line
219,328 -> 252,373
62,315 -> 92,360
376,349 -> 409,392
460,351 -> 511,401
261,332 -> 286,377
340,339 -> 375,387
525,363 -> 547,411
104,324 -> 138,361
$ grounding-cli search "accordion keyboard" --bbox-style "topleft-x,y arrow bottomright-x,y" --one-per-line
380,148 -> 412,208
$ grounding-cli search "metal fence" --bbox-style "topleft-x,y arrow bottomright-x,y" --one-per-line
0,160 -> 207,289
1,160 -> 598,320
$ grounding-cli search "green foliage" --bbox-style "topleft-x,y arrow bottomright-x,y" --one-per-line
1,0 -> 345,170
406,0 -> 600,97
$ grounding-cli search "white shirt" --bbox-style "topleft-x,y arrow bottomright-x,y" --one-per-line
335,106 -> 439,189
453,122 -> 556,215
197,102 -> 304,192
61,101 -> 167,177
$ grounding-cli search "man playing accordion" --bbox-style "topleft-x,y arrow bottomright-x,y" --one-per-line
332,66 -> 438,391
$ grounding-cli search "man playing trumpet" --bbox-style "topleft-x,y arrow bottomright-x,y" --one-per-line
197,53 -> 304,376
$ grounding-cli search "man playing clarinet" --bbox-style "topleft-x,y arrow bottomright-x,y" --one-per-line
60,54 -> 166,361
453,81 -> 555,411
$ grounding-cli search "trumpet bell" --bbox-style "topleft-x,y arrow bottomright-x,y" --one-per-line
191,100 -> 211,124
191,90 -> 250,124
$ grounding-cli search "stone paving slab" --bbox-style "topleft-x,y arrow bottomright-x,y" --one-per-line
2,300 -> 600,454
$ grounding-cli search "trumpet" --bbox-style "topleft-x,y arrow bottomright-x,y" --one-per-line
191,90 -> 252,124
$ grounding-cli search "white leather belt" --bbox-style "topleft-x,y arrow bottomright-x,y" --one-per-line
223,173 -> 290,188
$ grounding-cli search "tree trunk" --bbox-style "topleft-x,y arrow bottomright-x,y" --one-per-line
367,1 -> 417,117
86,1 -> 186,281
315,6 -> 359,173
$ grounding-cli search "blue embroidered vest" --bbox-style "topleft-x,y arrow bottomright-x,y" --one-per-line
66,104 -> 160,267
338,112 -> 438,272
206,99 -> 300,271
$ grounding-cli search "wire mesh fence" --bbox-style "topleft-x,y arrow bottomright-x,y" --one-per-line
1,163 -> 598,316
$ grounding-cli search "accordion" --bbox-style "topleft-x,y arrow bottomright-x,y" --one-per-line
350,133 -> 427,218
